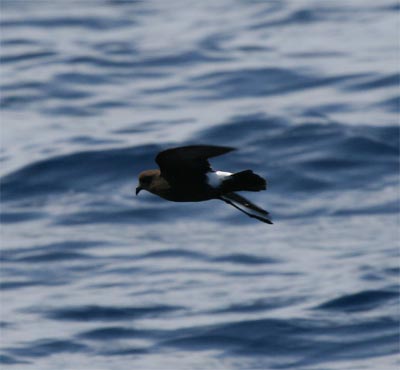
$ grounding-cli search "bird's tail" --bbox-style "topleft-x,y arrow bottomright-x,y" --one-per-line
220,170 -> 266,193
219,192 -> 272,225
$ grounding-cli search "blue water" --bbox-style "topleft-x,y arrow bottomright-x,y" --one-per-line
1,1 -> 399,369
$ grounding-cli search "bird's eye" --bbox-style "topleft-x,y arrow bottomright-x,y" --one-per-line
142,176 -> 151,184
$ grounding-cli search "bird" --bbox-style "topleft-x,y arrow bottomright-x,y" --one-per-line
136,145 -> 272,224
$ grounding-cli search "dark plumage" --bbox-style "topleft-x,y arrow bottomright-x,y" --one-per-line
136,145 -> 272,224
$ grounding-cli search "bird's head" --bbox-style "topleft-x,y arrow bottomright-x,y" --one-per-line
136,170 -> 159,195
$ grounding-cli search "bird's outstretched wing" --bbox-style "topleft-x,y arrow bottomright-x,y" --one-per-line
220,192 -> 272,224
156,145 -> 234,185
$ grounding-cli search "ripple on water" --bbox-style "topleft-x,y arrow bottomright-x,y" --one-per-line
315,290 -> 399,312
44,304 -> 184,322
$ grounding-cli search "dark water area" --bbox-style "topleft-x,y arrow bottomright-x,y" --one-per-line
1,1 -> 399,369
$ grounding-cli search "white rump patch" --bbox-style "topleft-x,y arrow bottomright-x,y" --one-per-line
207,171 -> 232,188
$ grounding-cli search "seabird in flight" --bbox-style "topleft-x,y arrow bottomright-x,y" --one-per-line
136,145 -> 272,224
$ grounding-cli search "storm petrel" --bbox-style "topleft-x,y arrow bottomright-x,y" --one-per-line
136,145 -> 272,224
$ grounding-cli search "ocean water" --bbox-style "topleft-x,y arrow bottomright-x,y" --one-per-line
0,1 -> 399,369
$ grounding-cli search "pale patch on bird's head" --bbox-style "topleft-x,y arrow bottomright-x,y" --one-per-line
136,169 -> 159,195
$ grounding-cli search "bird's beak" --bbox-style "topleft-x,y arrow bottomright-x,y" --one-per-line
135,186 -> 142,196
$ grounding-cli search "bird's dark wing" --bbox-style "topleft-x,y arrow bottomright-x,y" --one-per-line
156,145 -> 235,185
219,192 -> 272,224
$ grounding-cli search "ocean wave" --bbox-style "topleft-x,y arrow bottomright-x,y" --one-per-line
44,304 -> 184,322
1,116 -> 397,226
316,290 -> 399,312
160,316 -> 399,366
2,118 -> 397,201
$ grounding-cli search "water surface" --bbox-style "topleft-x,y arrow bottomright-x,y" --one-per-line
1,1 -> 399,369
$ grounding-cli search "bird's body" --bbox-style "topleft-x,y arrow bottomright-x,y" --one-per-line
145,173 -> 217,202
136,145 -> 272,224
